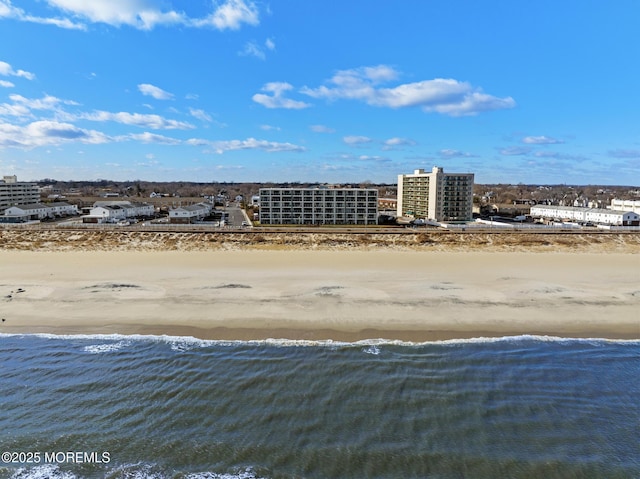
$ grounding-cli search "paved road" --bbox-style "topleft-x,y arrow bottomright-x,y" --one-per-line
223,205 -> 249,227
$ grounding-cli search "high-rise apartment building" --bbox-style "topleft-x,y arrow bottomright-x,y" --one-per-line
259,187 -> 378,225
0,175 -> 40,214
397,167 -> 474,222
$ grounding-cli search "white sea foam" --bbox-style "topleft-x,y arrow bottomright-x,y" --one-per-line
106,463 -> 166,479
185,467 -> 268,479
10,464 -> 77,479
0,332 -> 637,348
83,340 -> 131,354
5,463 -> 269,479
363,345 -> 381,355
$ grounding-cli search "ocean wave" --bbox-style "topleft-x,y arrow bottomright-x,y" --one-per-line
8,464 -> 76,479
0,332 -> 637,349
5,464 -> 269,479
83,340 -> 132,354
362,344 -> 381,355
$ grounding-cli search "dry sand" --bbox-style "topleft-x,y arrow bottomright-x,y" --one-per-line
0,250 -> 638,341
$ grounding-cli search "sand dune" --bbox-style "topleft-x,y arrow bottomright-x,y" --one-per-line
0,228 -> 639,253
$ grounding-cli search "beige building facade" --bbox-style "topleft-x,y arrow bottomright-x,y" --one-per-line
397,167 -> 474,222
0,175 -> 40,214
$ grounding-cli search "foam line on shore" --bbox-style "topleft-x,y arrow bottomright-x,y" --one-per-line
1,332 -> 638,349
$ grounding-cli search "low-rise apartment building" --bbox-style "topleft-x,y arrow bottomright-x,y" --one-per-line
530,205 -> 640,226
3,202 -> 78,222
610,199 -> 640,215
259,187 -> 378,225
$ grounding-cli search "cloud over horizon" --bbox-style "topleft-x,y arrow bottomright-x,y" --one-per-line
186,137 -> 306,154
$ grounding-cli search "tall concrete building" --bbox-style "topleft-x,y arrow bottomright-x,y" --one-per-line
259,187 -> 378,225
0,175 -> 40,214
397,167 -> 474,222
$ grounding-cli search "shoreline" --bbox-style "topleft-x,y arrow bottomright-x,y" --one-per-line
1,250 -> 638,341
2,327 -> 638,343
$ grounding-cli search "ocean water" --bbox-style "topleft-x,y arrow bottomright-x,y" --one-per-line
0,334 -> 638,479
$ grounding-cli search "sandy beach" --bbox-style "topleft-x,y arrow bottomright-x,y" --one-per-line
1,249 -> 638,341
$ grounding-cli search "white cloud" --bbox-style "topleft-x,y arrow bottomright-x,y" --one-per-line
79,110 -> 194,130
343,135 -> 372,146
252,82 -> 311,109
138,83 -> 174,100
383,137 -> 416,150
423,91 -> 516,116
0,80 -> 13,87
362,65 -> 398,83
310,124 -> 335,133
300,65 -> 515,116
127,132 -> 181,144
0,60 -> 35,80
44,0 -> 186,30
332,153 -> 391,164
194,0 -> 259,30
10,93 -> 78,109
0,0 -> 85,29
608,149 -> 640,159
260,124 -> 281,131
0,0 -> 15,17
186,137 -> 305,154
357,154 -> 391,163
189,108 -> 212,122
241,37 -> 275,59
0,102 -> 30,118
522,135 -> 564,145
499,146 -> 532,156
2,0 -> 261,30
240,41 -> 266,60
438,148 -> 477,158
0,120 -> 110,148
0,94 -> 78,119
533,151 -> 585,161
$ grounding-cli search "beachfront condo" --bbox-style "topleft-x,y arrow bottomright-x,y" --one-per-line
397,167 -> 474,222
0,175 -> 41,214
259,187 -> 378,225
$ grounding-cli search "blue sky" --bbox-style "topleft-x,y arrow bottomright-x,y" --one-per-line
0,0 -> 639,185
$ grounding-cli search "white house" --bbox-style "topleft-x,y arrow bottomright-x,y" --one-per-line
93,201 -> 154,216
87,205 -> 127,223
83,201 -> 155,223
169,203 -> 212,224
4,202 -> 78,221
585,209 -> 639,226
47,202 -> 79,217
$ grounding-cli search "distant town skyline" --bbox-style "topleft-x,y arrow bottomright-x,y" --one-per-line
1,1 -> 639,185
